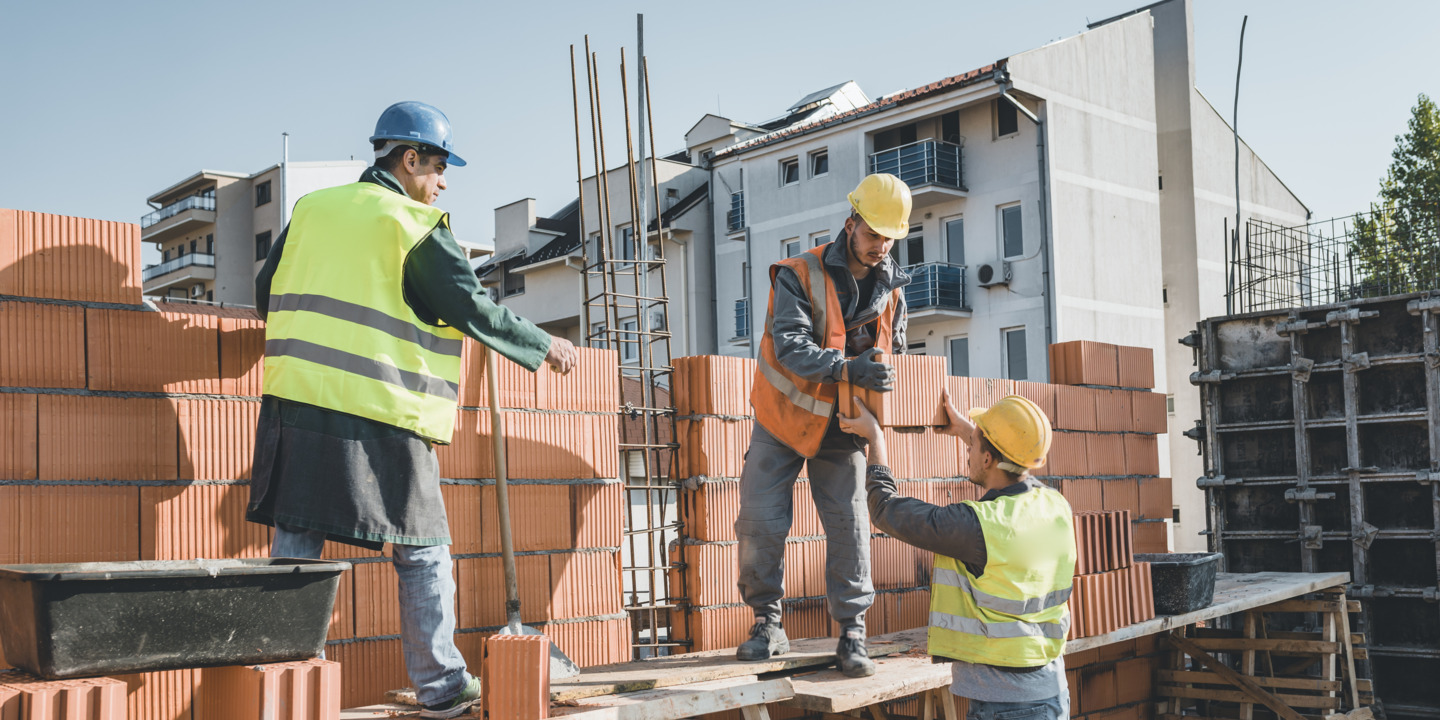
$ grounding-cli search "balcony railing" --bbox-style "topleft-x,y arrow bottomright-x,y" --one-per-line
727,191 -> 745,234
903,262 -> 968,311
734,297 -> 751,338
868,139 -> 963,190
141,195 -> 216,229
142,252 -> 215,282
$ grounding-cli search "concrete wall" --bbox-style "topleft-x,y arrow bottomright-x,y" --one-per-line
212,175 -> 254,305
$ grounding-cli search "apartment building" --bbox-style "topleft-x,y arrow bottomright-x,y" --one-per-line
478,158 -> 715,359
702,0 -> 1307,551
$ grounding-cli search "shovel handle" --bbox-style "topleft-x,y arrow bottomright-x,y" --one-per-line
485,348 -> 523,631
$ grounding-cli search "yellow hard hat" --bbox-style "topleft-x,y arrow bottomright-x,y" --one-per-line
847,173 -> 913,239
967,395 -> 1053,470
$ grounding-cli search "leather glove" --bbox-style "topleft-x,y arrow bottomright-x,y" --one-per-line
847,348 -> 895,392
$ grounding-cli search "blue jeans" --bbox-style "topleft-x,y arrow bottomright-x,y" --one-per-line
966,693 -> 1069,720
272,525 -> 471,706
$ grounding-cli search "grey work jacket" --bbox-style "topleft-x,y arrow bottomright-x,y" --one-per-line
770,231 -> 911,384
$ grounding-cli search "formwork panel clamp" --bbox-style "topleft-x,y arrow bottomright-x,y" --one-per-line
1343,353 -> 1372,373
1354,522 -> 1381,550
1285,488 -> 1336,503
1302,525 -> 1324,549
1197,474 -> 1238,488
1326,308 -> 1380,326
1190,370 -> 1234,385
1291,357 -> 1315,383
1406,297 -> 1440,315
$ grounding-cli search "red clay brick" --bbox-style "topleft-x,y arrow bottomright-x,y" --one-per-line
888,354 -> 948,426
1054,386 -> 1098,431
1131,391 -> 1167,434
1047,432 -> 1088,477
1086,434 -> 1126,476
39,395 -> 178,481
910,429 -> 961,479
1078,663 -> 1117,712
1137,478 -> 1172,521
327,637 -> 407,709
1094,389 -> 1134,433
458,337 -> 489,408
1133,521 -> 1168,553
1116,346 -> 1155,389
217,313 -> 266,397
0,301 -> 85,388
1,485 -> 139,564
1123,434 -> 1159,476
1013,381 -> 1058,425
86,307 -> 221,394
550,550 -> 623,619
572,482 -> 624,548
679,542 -> 743,608
675,605 -> 752,652
197,659 -> 340,720
1103,479 -> 1141,518
0,209 -> 143,304
504,412 -> 617,479
1050,341 -> 1120,387
456,554 -> 555,627
112,669 -> 198,720
1061,479 -> 1103,514
543,616 -> 632,668
436,409 -> 496,479
177,398 -> 259,480
0,672 -> 127,720
0,393 -> 37,480
681,417 -> 753,478
482,635 -> 551,720
328,568 -> 355,641
1115,656 -> 1153,705
969,377 -> 1016,410
675,355 -> 756,417
140,484 -> 269,560
538,347 -> 617,412
354,561 -> 402,638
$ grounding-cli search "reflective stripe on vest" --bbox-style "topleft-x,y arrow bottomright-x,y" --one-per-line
262,182 -> 466,442
751,246 -> 898,458
927,486 -> 1076,667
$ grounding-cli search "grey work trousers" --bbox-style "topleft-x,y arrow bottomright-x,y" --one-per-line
735,421 -> 873,629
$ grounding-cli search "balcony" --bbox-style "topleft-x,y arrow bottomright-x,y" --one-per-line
733,297 -> 751,340
727,192 -> 745,235
868,139 -> 966,206
142,252 -> 215,293
903,262 -> 970,319
141,195 -> 216,243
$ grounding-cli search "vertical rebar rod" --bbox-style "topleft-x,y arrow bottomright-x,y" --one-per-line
571,45 -> 595,348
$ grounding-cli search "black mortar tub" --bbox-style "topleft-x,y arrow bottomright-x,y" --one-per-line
0,558 -> 349,679
1135,552 -> 1222,615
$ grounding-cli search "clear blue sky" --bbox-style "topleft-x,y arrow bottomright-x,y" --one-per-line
1,0 -> 1435,265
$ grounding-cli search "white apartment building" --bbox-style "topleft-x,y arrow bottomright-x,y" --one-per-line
478,159 -> 715,359
701,0 -> 1307,552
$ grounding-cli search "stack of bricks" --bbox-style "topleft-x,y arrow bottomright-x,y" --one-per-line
1047,341 -> 1172,554
1065,638 -> 1163,720
1068,510 -> 1156,640
0,671 -> 127,720
0,208 -> 630,714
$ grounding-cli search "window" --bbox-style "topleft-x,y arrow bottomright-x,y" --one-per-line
502,260 -> 526,297
891,234 -> 923,266
941,111 -> 961,145
1167,394 -> 1176,415
1001,205 -> 1023,258
997,99 -> 1019,137
205,291 -> 213,302
189,240 -> 197,255
254,231 -> 271,261
177,243 -> 186,258
591,322 -> 609,349
949,337 -> 970,377
809,150 -> 829,178
1004,327 -> 1028,380
944,217 -> 965,265
812,233 -> 831,248
874,123 -> 917,152
780,158 -> 799,186
700,149 -> 713,165
620,318 -> 638,363
783,239 -> 801,258
163,249 -> 171,262
619,226 -> 636,264
205,234 -> 213,254
907,341 -> 927,353
255,181 -> 272,207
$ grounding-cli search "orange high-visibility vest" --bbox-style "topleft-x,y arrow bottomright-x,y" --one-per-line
751,245 -> 899,458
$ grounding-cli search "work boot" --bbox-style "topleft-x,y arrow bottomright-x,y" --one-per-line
736,619 -> 789,661
836,628 -> 877,678
420,675 -> 481,718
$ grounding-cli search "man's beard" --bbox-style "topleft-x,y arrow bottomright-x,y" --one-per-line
850,236 -> 880,268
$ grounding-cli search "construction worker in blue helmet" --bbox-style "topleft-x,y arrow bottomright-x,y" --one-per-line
248,101 -> 577,719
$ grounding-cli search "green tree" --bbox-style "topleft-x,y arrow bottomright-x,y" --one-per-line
1349,94 -> 1440,297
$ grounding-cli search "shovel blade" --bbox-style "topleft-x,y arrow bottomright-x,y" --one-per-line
496,624 -> 582,679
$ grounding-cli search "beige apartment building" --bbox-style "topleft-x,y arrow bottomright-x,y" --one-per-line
140,160 -> 492,307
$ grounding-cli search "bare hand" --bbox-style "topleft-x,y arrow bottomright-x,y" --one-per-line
838,398 -> 883,444
936,387 -> 977,441
545,336 -> 577,375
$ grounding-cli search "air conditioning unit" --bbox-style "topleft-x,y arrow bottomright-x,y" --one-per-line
190,283 -> 206,298
976,261 -> 1012,288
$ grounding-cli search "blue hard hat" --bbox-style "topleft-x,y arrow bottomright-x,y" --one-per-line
369,101 -> 467,167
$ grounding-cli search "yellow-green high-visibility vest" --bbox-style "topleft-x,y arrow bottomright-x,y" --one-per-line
928,485 -> 1076,667
262,182 -> 465,443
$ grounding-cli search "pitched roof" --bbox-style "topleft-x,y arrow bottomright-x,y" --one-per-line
714,60 -> 1006,159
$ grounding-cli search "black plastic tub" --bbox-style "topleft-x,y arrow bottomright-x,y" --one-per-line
0,558 -> 349,679
1135,552 -> 1223,615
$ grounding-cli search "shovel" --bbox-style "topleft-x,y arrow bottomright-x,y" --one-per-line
485,348 -> 582,680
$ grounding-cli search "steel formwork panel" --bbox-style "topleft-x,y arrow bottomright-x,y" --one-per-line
1192,291 -> 1440,720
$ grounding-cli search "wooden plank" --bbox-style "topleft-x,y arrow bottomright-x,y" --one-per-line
1063,572 -> 1349,653
1167,632 -> 1311,720
552,676 -> 793,720
1157,670 -> 1343,692
784,651 -> 951,713
1187,638 -> 1341,654
1260,600 -> 1347,613
549,633 -> 914,702
1158,685 -> 1342,710
1336,594 -> 1360,711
